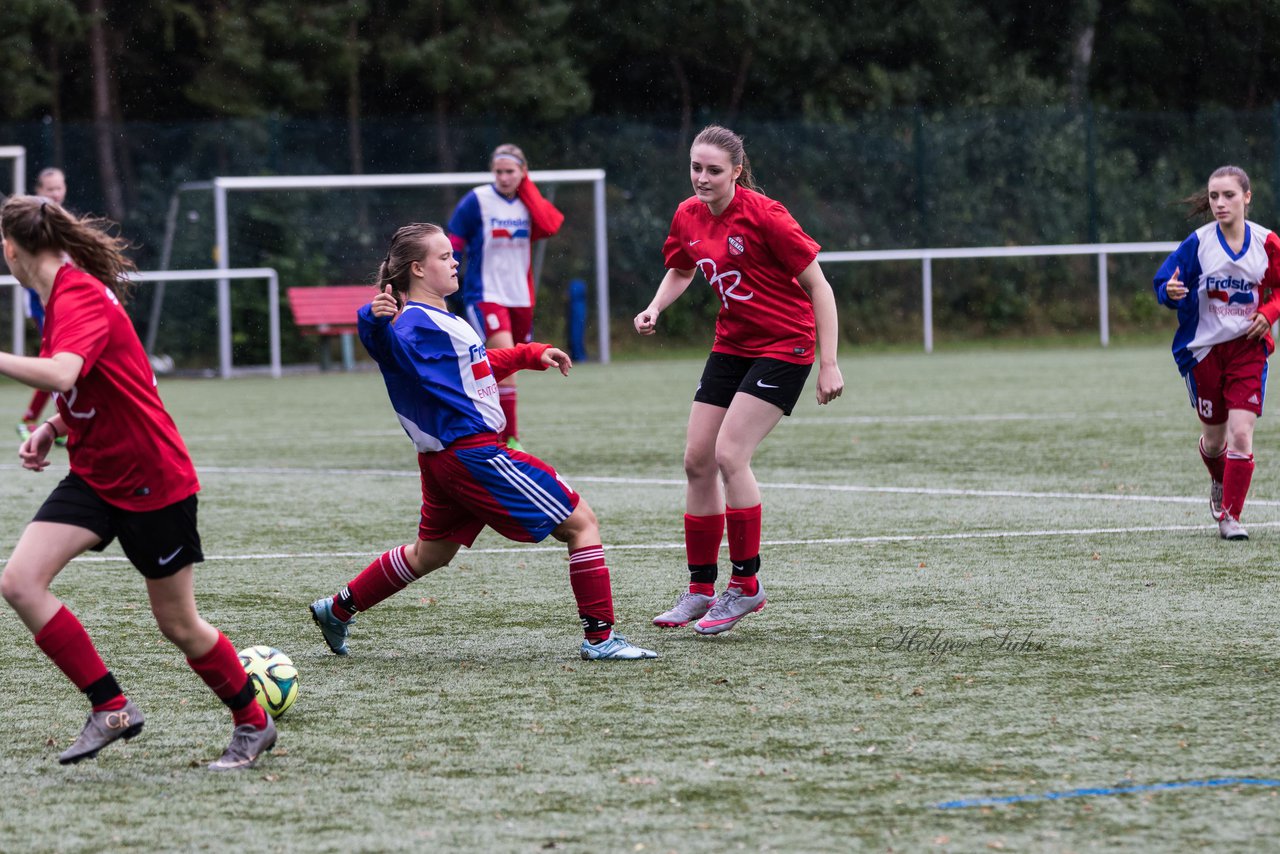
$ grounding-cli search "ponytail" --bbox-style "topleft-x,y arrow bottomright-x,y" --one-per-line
373,222 -> 444,307
0,196 -> 136,302
1181,165 -> 1251,220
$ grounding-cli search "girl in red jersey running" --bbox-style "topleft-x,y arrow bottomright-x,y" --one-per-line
634,125 -> 844,635
0,196 -> 276,770
1154,165 -> 1280,540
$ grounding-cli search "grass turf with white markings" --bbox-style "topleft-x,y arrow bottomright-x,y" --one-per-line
1,345 -> 1278,851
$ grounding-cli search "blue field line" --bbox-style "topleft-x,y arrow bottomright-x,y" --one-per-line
934,777 -> 1280,809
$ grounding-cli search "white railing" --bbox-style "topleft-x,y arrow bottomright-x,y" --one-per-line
2,267 -> 280,378
817,241 -> 1178,352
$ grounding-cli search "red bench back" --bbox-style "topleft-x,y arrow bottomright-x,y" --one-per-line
287,285 -> 377,335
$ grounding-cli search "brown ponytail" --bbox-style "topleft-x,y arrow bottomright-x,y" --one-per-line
373,222 -> 444,307
1,196 -> 137,302
1181,165 -> 1251,220
691,125 -> 761,192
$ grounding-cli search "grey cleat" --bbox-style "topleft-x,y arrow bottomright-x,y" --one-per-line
1218,514 -> 1248,541
59,698 -> 145,765
694,583 -> 767,635
1210,479 -> 1225,521
209,714 -> 277,771
310,596 -> 353,655
652,591 -> 714,627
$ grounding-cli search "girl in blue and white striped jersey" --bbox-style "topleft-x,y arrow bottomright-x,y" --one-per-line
310,222 -> 655,661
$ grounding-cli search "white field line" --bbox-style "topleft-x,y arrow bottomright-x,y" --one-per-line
12,520 -> 1280,566
787,411 -> 1171,425
173,410 -> 1173,437
190,467 -> 1280,509
4,462 -> 1275,508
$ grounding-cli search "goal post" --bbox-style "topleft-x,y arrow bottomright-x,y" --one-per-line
211,169 -> 611,378
0,145 -> 26,355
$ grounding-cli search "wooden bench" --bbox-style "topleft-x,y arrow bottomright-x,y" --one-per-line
287,285 -> 377,370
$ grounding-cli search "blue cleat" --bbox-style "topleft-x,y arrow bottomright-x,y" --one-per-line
310,597 -> 354,656
579,631 -> 658,661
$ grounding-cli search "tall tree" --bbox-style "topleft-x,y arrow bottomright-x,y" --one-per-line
87,0 -> 124,219
378,0 -> 590,169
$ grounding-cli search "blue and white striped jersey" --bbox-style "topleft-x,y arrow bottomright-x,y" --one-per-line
358,301 -> 506,452
1154,220 -> 1280,375
448,184 -> 534,308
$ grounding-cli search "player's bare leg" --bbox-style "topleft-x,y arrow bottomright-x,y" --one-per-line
695,393 -> 783,634
652,403 -> 730,626
2,523 -> 143,764
1,522 -> 100,633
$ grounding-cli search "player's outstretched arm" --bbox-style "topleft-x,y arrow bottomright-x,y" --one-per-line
635,267 -> 696,335
488,342 -> 553,381
0,350 -> 84,394
540,347 -> 572,376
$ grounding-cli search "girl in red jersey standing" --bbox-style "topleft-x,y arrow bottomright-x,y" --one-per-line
634,125 -> 844,635
1153,165 -> 1280,540
0,196 -> 276,770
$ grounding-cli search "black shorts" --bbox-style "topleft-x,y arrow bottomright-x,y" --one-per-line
693,352 -> 812,416
32,473 -> 204,579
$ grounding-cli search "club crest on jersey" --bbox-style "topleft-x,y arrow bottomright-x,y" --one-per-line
727,235 -> 745,256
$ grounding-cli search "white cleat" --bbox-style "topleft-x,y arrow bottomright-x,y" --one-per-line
1218,514 -> 1248,541
652,591 -> 714,627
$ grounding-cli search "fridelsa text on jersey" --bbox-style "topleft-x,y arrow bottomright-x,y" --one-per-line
1203,274 -> 1255,294
489,216 -> 529,236
468,344 -> 501,399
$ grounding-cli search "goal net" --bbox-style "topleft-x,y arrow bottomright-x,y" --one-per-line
153,170 -> 611,371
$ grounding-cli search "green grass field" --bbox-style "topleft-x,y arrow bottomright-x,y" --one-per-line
2,345 -> 1279,852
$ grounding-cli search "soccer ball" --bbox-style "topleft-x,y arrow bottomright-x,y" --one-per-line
238,645 -> 299,719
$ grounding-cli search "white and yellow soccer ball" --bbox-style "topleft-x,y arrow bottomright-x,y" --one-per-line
238,645 -> 299,719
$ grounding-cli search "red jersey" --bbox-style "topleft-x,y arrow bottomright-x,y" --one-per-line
41,264 -> 199,511
663,186 -> 820,364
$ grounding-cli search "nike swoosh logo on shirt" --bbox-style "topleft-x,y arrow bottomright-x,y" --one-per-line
157,547 -> 183,566
688,240 -> 701,246
756,380 -> 780,389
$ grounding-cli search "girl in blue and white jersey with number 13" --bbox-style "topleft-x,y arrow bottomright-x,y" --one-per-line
1154,165 -> 1280,541
310,222 -> 655,662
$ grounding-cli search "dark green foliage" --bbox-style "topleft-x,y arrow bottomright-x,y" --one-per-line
3,2 -> 1279,362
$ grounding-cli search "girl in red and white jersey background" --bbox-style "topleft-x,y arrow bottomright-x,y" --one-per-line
448,143 -> 564,451
634,125 -> 844,635
0,196 -> 276,770
1153,165 -> 1280,540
